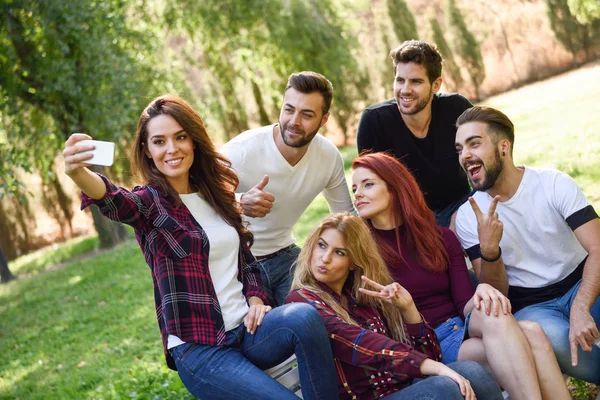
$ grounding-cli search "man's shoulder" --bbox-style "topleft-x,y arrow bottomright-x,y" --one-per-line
434,92 -> 470,103
363,99 -> 397,114
433,92 -> 472,114
223,124 -> 274,148
311,133 -> 340,154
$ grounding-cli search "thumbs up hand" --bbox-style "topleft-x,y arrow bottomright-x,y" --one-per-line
240,175 -> 276,218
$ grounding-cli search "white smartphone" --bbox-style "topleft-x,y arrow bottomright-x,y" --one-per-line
78,140 -> 115,166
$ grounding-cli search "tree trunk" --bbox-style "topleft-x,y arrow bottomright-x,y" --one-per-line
88,165 -> 128,249
89,205 -> 128,249
0,247 -> 15,283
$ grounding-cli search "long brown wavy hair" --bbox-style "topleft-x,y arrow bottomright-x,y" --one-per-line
291,213 -> 408,343
352,152 -> 449,272
131,94 -> 252,246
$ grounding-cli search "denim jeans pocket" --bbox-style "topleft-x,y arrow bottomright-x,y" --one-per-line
435,317 -> 463,342
170,342 -> 195,363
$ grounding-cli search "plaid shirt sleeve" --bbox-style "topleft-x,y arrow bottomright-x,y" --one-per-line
240,247 -> 268,304
80,173 -> 149,229
287,289 -> 438,380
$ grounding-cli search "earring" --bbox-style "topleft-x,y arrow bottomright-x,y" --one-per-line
502,151 -> 505,156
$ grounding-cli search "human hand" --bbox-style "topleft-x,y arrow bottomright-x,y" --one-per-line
472,283 -> 511,316
569,305 -> 600,366
359,276 -> 414,312
244,303 -> 272,335
241,175 -> 275,218
419,359 -> 477,400
63,133 -> 95,175
468,196 -> 503,260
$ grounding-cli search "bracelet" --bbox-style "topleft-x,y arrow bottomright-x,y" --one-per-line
480,247 -> 502,263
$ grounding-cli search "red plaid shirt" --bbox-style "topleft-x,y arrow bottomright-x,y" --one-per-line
286,284 -> 442,399
81,174 -> 268,370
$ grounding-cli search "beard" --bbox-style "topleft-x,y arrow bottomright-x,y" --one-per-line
396,88 -> 434,116
279,119 -> 323,148
469,148 -> 504,191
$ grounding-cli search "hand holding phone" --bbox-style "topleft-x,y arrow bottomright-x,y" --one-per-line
77,140 -> 115,166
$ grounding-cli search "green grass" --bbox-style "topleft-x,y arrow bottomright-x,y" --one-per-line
1,241 -> 193,399
2,62 -> 600,398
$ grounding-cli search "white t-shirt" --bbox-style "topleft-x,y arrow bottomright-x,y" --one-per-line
168,193 -> 248,349
455,166 -> 591,288
221,124 -> 354,256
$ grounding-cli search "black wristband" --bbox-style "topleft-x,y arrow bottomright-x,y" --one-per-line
480,247 -> 502,262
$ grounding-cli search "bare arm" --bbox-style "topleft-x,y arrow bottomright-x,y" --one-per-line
472,257 -> 509,296
569,218 -> 600,365
468,196 -> 509,295
63,133 -> 107,199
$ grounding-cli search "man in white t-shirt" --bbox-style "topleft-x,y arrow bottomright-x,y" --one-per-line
454,105 -> 600,383
221,71 -> 354,307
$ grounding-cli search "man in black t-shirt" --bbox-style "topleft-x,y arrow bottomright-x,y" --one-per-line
357,40 -> 472,227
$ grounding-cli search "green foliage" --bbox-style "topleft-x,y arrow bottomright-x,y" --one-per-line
547,0 -> 600,58
429,17 -> 464,91
0,0 -> 179,197
386,0 -> 418,43
569,377 -> 598,400
164,0 -> 368,141
568,0 -> 600,24
445,0 -> 485,98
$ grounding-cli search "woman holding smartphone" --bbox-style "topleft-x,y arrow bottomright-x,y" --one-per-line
62,95 -> 337,400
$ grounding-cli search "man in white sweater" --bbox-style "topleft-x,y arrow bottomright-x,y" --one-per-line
221,71 -> 354,306
454,106 -> 600,384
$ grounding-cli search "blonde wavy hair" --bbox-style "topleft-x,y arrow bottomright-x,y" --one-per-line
291,213 -> 408,343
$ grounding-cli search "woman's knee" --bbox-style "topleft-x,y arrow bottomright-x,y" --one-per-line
471,307 -> 516,334
279,303 -> 326,334
422,376 -> 464,398
518,320 -> 553,352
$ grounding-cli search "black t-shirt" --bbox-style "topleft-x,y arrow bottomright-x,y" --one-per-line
356,93 -> 472,212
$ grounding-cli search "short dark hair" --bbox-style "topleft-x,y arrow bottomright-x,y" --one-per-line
285,71 -> 334,114
389,40 -> 443,84
456,106 -> 515,155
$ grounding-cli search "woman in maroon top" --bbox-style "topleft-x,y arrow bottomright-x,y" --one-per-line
351,152 -> 570,400
288,213 -> 504,400
62,95 -> 338,400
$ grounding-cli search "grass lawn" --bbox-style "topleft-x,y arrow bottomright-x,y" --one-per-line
2,61 -> 600,399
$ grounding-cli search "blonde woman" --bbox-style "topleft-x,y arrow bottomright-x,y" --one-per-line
287,213 -> 503,400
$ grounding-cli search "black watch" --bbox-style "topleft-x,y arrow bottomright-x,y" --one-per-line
480,247 -> 502,262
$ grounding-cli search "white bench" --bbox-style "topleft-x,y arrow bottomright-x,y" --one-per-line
264,354 -> 302,398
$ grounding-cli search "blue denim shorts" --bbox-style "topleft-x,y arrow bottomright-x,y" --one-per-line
434,313 -> 471,364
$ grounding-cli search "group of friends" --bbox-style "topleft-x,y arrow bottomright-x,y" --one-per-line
62,40 -> 600,399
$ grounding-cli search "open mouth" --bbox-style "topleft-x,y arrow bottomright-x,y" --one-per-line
165,158 -> 183,166
466,163 -> 483,179
400,96 -> 416,106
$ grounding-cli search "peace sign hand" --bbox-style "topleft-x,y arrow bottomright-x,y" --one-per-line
468,196 -> 503,259
359,276 -> 415,312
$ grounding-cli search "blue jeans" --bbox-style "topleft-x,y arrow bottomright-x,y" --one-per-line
434,314 -> 471,364
257,244 -> 301,306
169,303 -> 337,400
514,279 -> 600,384
384,361 -> 503,399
